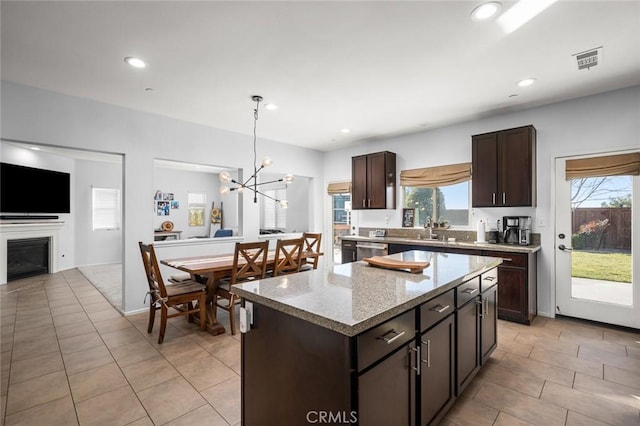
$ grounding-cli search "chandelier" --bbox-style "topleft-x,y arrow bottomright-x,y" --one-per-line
219,95 -> 293,208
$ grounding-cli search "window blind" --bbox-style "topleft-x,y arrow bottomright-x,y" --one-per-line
565,152 -> 640,180
400,162 -> 471,187
92,187 -> 121,230
327,181 -> 351,194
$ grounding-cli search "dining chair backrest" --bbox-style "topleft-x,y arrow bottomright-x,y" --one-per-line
139,241 -> 169,299
230,240 -> 270,284
273,237 -> 304,276
301,232 -> 322,270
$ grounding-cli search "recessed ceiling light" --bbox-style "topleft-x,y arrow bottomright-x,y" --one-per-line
30,146 -> 41,151
517,78 -> 536,87
265,103 -> 278,110
471,2 -> 502,21
124,56 -> 146,68
341,128 -> 350,134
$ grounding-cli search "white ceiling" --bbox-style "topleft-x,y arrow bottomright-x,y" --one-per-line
2,1 -> 639,152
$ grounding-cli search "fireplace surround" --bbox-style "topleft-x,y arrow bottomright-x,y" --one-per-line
0,221 -> 64,284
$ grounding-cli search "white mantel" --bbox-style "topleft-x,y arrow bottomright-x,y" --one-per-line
0,221 -> 65,284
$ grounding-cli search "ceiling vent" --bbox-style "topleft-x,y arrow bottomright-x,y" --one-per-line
573,47 -> 602,70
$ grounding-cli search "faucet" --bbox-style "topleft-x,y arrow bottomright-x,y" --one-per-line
424,217 -> 436,239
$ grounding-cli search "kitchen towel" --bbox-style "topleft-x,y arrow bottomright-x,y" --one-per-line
477,220 -> 486,243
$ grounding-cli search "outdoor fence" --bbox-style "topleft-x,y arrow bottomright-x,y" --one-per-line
572,207 -> 631,251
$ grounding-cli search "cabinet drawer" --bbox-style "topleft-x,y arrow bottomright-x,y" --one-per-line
484,251 -> 527,268
357,310 -> 415,371
456,277 -> 480,307
481,267 -> 498,291
420,289 -> 454,332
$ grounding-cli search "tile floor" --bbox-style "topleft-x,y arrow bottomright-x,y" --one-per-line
1,269 -> 639,425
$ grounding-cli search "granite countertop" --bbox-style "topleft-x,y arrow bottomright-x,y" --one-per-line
232,250 -> 502,337
341,235 -> 541,254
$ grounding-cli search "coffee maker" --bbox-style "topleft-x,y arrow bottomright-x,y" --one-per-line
503,216 -> 531,245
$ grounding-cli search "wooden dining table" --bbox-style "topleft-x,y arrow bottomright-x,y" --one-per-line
161,250 -> 321,335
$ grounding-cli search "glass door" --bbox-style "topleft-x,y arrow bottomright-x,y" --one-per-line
332,194 -> 351,264
555,156 -> 639,328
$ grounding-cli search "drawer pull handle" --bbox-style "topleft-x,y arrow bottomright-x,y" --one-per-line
484,276 -> 496,281
503,258 -> 513,262
462,288 -> 478,295
429,304 -> 450,313
379,329 -> 405,344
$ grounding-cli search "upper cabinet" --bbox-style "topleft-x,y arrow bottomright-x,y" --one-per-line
472,125 -> 536,207
352,151 -> 396,210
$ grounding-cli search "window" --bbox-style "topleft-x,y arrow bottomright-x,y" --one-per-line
402,181 -> 470,227
262,189 -> 287,229
92,187 -> 121,230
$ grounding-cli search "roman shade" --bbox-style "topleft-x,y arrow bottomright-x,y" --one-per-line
400,162 -> 471,187
327,181 -> 351,194
565,152 -> 640,180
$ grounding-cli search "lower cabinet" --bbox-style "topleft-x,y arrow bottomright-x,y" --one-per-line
358,342 -> 415,425
242,267 -> 498,425
419,314 -> 455,425
456,271 -> 498,395
341,239 -> 357,264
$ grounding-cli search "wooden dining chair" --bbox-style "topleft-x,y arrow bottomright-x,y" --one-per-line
272,237 -> 304,277
138,241 -> 207,343
300,232 -> 322,271
214,241 -> 269,335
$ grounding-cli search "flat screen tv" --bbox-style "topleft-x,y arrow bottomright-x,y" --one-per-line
1,162 -> 71,214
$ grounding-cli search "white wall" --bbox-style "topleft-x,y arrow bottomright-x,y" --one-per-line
1,81 -> 325,313
324,85 -> 640,318
153,167 -> 221,239
74,159 -> 123,266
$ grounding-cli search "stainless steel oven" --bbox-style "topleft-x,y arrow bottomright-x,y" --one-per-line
356,242 -> 388,260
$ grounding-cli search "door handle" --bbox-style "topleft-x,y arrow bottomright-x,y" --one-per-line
558,244 -> 573,251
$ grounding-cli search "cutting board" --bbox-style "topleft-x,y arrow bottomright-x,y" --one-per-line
363,256 -> 430,273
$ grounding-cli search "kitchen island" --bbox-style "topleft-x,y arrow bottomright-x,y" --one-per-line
232,250 -> 502,425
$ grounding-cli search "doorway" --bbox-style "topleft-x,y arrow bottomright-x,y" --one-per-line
554,153 -> 639,328
331,193 -> 351,264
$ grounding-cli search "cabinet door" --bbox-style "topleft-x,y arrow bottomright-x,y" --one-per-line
498,126 -> 534,206
472,132 -> 498,207
352,155 -> 368,210
367,151 -> 388,209
480,285 -> 497,364
456,299 -> 480,394
420,315 -> 455,425
358,343 -> 415,426
341,240 -> 357,264
497,266 -> 528,323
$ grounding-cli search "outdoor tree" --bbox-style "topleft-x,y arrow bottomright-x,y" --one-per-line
571,177 -> 632,209
601,193 -> 631,208
404,187 -> 445,226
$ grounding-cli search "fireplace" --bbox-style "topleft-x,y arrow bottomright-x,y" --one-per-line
7,237 -> 50,281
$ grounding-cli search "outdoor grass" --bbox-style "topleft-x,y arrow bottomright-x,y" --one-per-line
572,251 -> 632,283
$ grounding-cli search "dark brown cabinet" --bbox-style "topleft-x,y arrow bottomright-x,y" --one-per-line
484,250 -> 537,325
388,241 -> 537,326
456,271 -> 498,395
341,239 -> 357,264
419,314 -> 455,425
352,151 -> 396,209
472,125 -> 536,207
358,342 -> 415,425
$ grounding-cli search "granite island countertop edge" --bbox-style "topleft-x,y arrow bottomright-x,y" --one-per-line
232,258 -> 503,337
